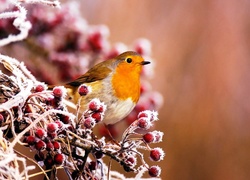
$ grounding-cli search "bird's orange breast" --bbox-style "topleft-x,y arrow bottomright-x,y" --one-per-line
111,63 -> 141,103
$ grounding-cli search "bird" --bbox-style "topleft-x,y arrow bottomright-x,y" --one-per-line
63,51 -> 150,125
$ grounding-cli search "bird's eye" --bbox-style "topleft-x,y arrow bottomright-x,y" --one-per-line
126,58 -> 132,63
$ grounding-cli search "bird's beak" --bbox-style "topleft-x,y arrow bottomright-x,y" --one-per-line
141,61 -> 151,65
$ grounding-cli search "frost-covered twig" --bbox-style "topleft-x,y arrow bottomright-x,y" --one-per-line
0,130 -> 35,179
0,0 -> 60,46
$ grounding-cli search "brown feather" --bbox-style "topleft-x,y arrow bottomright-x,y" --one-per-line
66,60 -> 113,87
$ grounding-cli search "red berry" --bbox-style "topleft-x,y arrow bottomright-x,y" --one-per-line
25,135 -> 36,146
150,148 -> 165,161
35,84 -> 45,92
60,115 -> 71,124
35,128 -> 46,139
52,141 -> 61,150
138,110 -> 151,119
53,86 -> 65,98
88,99 -> 100,111
125,156 -> 136,167
143,132 -> 155,143
46,141 -> 54,151
47,122 -> 58,133
137,117 -> 151,129
91,112 -> 102,123
35,140 -> 46,151
54,153 -> 65,165
48,132 -> 57,139
45,97 -> 56,107
148,165 -> 161,177
83,117 -> 95,129
78,84 -> 90,96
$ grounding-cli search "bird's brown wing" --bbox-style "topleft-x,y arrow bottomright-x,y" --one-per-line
66,62 -> 112,87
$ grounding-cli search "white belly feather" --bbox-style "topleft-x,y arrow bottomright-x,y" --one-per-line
103,98 -> 135,125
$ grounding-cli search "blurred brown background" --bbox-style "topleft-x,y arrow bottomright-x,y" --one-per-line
80,0 -> 250,179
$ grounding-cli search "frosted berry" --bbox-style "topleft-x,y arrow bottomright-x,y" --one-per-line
53,86 -> 66,98
35,140 -> 46,151
91,112 -> 102,123
83,117 -> 95,129
47,122 -> 58,133
35,84 -> 45,92
137,117 -> 151,129
148,165 -> 161,177
25,135 -> 36,146
46,141 -> 54,151
78,84 -> 90,96
138,110 -> 151,119
150,148 -> 165,161
88,99 -> 100,111
54,153 -> 65,165
125,156 -> 136,167
35,128 -> 46,139
143,132 -> 155,143
60,115 -> 71,124
45,97 -> 56,107
52,141 -> 61,150
48,132 -> 57,139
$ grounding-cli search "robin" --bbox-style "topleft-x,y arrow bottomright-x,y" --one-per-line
64,51 -> 150,125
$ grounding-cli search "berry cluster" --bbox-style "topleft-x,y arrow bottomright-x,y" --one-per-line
0,60 -> 165,178
0,1 -> 165,179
